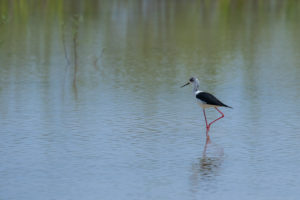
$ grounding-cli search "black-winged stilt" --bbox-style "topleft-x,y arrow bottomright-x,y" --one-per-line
181,77 -> 232,137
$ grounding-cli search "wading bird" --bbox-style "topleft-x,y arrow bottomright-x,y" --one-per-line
181,77 -> 232,137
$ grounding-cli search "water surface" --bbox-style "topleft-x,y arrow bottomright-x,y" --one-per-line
1,1 -> 300,199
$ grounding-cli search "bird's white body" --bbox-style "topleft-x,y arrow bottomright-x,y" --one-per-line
197,101 -> 218,108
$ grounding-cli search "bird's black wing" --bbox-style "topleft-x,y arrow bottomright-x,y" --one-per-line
196,92 -> 232,108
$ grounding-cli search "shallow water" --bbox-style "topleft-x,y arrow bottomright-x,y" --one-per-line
1,1 -> 300,199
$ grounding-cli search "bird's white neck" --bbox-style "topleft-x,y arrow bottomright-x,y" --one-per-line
192,79 -> 200,93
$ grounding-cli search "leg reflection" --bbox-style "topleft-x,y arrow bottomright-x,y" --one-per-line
189,136 -> 224,196
203,131 -> 211,157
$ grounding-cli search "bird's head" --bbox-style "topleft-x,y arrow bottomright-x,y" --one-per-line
181,77 -> 197,88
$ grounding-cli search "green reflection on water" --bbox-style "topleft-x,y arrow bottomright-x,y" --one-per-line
0,0 -> 299,93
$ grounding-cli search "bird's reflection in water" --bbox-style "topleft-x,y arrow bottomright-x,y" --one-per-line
190,136 -> 224,196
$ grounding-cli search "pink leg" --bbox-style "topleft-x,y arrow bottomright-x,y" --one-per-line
203,109 -> 209,130
203,109 -> 210,138
208,107 -> 224,129
205,128 -> 210,140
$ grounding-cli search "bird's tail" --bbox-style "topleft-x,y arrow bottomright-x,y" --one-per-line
224,104 -> 233,109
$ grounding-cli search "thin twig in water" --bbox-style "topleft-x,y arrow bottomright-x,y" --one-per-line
72,16 -> 79,98
93,47 -> 106,69
61,22 -> 73,101
61,23 -> 71,65
72,30 -> 78,89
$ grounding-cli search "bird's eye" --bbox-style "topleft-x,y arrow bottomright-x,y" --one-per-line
189,78 -> 194,82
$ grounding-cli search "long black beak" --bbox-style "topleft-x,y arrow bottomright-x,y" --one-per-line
181,82 -> 190,88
